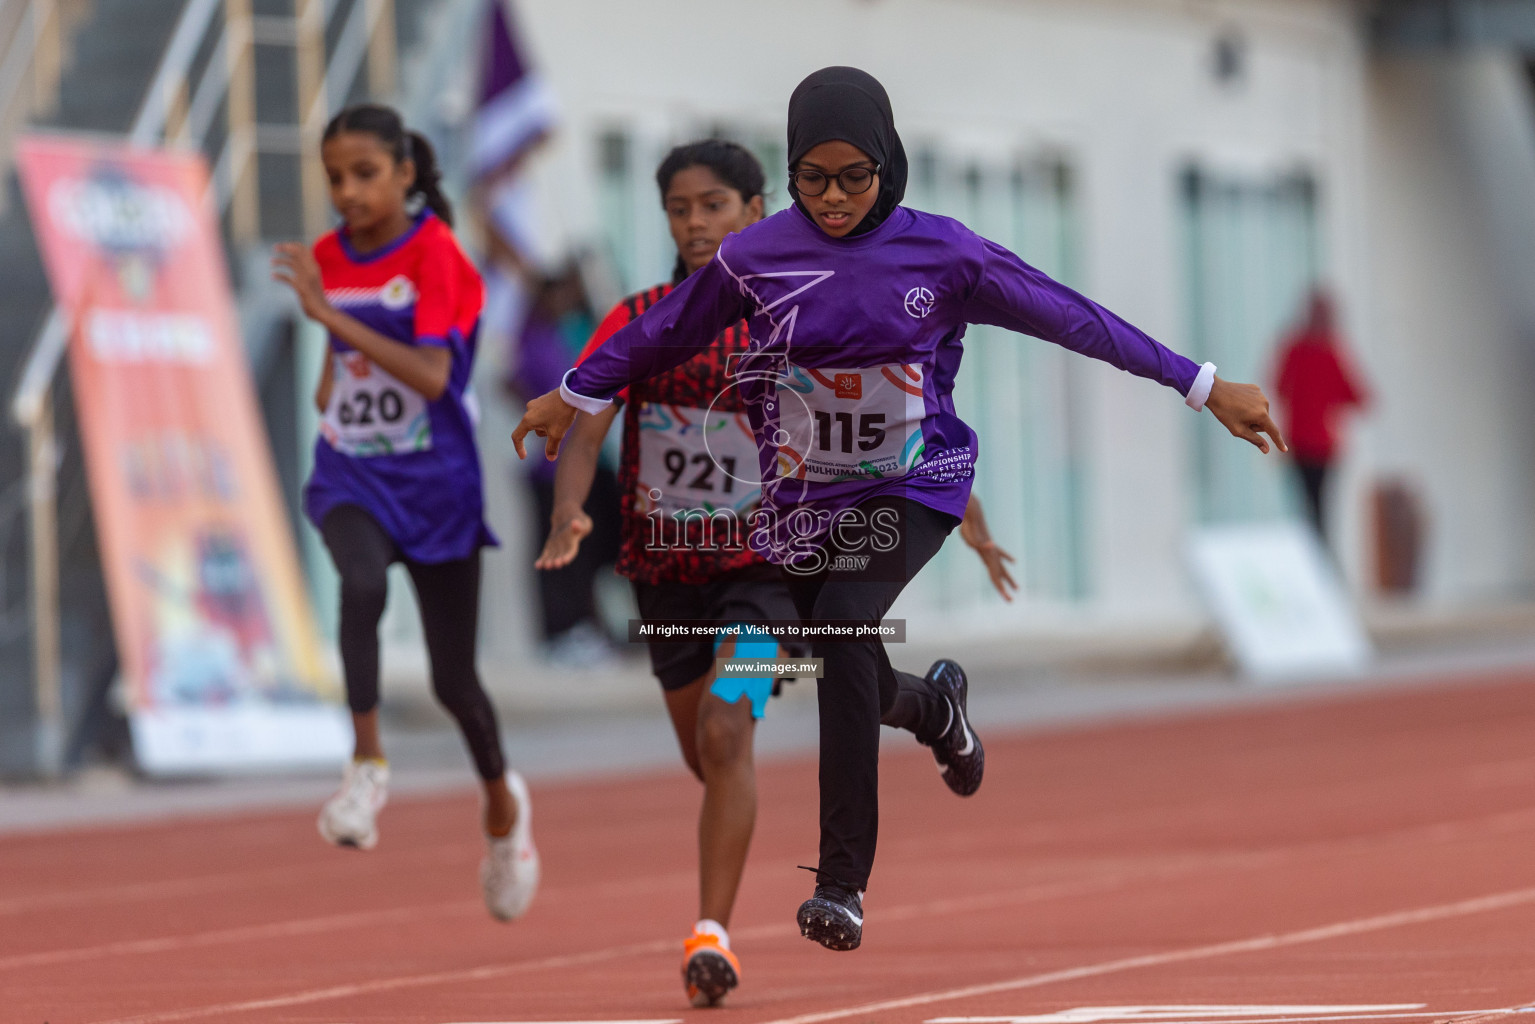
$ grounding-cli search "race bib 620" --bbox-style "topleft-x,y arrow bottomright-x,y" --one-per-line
321,352 -> 432,457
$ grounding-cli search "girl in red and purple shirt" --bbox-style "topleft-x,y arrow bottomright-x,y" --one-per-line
273,103 -> 536,923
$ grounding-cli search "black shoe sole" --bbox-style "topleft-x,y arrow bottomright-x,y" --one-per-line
797,898 -> 863,951
940,731 -> 984,796
930,659 -> 984,797
684,949 -> 739,1007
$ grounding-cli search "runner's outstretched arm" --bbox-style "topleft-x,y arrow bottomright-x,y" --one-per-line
514,255 -> 748,460
534,405 -> 619,570
959,493 -> 1018,602
962,236 -> 1287,455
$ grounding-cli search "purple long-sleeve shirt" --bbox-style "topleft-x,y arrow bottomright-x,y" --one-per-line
566,205 -> 1203,563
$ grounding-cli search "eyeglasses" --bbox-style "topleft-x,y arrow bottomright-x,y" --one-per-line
789,164 -> 879,197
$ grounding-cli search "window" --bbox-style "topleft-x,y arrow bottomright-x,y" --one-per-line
1181,166 -> 1320,523
907,150 -> 1088,609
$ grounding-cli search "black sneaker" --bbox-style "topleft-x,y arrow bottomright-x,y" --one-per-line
796,880 -> 864,951
927,659 -> 984,796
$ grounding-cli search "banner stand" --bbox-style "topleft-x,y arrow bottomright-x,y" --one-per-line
17,134 -> 347,776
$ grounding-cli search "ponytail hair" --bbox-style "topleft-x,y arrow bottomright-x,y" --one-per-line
322,104 -> 455,227
404,131 -> 453,227
655,139 -> 766,283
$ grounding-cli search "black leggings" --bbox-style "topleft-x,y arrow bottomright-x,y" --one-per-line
783,495 -> 958,890
319,505 -> 505,781
1295,458 -> 1330,544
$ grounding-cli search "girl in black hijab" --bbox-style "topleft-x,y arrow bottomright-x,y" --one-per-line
786,66 -> 909,236
515,65 -> 1287,954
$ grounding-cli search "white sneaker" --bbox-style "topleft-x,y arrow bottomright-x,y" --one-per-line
481,769 -> 540,921
317,759 -> 389,850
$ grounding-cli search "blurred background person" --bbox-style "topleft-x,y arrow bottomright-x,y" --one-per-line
273,103 -> 539,920
1273,288 -> 1371,548
502,261 -> 623,666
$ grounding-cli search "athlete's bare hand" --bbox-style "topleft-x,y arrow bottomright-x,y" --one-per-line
959,496 -> 1018,602
535,508 -> 592,570
1205,376 -> 1288,455
271,243 -> 330,321
512,389 -> 579,460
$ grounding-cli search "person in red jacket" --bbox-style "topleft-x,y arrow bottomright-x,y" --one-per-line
1273,289 -> 1370,545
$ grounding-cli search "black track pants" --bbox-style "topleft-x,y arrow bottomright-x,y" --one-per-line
320,504 -> 506,781
782,495 -> 958,889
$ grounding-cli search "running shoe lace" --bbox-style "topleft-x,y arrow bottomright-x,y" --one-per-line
335,765 -> 381,814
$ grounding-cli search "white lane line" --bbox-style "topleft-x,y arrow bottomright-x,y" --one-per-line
928,1012 -> 1516,1024
750,885 -> 1535,1024
0,841 -> 477,916
85,882 -> 1535,1024
90,936 -> 688,1024
928,1008 -> 1429,1024
36,851 -> 1181,979
83,871 -> 1198,1024
18,791 -> 1535,919
0,899 -> 482,971
2,867 -> 696,971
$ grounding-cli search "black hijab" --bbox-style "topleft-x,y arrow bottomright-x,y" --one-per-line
786,66 -> 908,237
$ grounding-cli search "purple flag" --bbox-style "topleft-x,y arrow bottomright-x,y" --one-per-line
469,0 -> 556,180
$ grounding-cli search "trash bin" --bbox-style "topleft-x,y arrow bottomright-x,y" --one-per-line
1372,479 -> 1424,594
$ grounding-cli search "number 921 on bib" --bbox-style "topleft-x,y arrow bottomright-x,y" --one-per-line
636,404 -> 761,517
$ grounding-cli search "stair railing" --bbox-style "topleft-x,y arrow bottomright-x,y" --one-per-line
8,0 -> 397,778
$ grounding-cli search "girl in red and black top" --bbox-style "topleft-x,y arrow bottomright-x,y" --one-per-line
539,143 -> 781,1007
538,140 -> 1017,1007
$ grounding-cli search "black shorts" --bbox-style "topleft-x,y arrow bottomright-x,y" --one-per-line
632,566 -> 805,691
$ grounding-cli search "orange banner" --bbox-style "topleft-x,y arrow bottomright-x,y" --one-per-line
18,135 -> 343,772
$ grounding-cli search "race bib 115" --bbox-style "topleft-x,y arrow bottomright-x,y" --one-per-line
773,363 -> 926,482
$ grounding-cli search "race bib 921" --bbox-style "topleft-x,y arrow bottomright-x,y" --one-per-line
636,403 -> 761,516
321,352 -> 432,457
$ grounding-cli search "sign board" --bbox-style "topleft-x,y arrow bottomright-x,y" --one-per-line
1187,522 -> 1372,683
17,134 -> 348,773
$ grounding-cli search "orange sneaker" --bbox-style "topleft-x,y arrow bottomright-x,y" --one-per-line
682,921 -> 741,1007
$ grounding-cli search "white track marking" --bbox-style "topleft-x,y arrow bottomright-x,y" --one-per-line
440,1020 -> 683,1024
927,1011 -> 1513,1024
1,867 -> 696,969
14,790 -> 1535,918
86,883 -> 1535,1024
33,848 -> 1200,977
82,873 -> 1161,1024
751,885 -> 1535,1024
0,899 -> 481,971
0,840 -> 477,916
929,1007 -> 1427,1024
90,936 -> 689,1024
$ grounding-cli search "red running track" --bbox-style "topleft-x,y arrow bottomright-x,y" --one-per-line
7,671 -> 1535,1024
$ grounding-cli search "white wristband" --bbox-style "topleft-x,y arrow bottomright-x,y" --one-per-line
559,368 -> 614,415
1184,362 -> 1217,411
